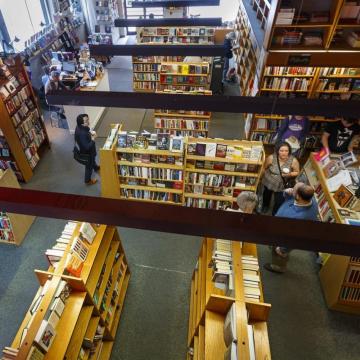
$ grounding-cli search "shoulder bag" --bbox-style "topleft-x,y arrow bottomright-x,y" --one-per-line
73,140 -> 90,166
276,155 -> 296,189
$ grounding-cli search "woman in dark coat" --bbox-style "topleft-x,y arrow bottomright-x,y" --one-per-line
74,113 -> 99,185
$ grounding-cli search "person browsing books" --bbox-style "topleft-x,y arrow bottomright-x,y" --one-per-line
223,32 -> 236,83
322,117 -> 360,154
275,115 -> 310,154
226,191 -> 258,214
261,142 -> 300,215
264,183 -> 319,273
74,114 -> 100,185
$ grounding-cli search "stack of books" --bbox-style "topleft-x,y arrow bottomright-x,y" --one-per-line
275,8 -> 295,24
241,255 -> 261,302
212,239 -> 234,296
303,32 -> 323,46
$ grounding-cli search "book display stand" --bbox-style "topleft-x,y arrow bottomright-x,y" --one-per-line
233,0 -> 360,154
0,57 -> 50,182
2,222 -> 130,359
0,169 -> 35,246
301,153 -> 360,314
187,238 -> 271,359
100,125 -> 265,209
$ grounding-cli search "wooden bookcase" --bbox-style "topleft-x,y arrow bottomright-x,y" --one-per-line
301,153 -> 360,314
184,138 -> 265,209
0,57 -> 50,182
0,168 -> 35,246
137,26 -> 215,45
187,238 -> 271,360
6,223 -> 130,359
154,109 -> 211,138
100,126 -> 265,209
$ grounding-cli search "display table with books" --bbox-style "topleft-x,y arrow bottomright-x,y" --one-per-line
100,125 -> 265,209
2,221 -> 130,360
300,150 -> 360,314
187,238 -> 271,360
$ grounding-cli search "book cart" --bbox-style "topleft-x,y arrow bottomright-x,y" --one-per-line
0,169 -> 35,246
100,125 -> 265,210
233,0 -> 360,154
0,56 -> 50,182
187,238 -> 271,359
301,153 -> 360,314
3,223 -> 130,359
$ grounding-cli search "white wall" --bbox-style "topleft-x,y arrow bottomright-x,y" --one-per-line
189,0 -> 239,22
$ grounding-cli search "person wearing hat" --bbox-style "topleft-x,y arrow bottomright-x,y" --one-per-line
223,31 -> 236,83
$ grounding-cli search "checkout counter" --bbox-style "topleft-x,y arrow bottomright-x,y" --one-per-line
51,49 -> 110,133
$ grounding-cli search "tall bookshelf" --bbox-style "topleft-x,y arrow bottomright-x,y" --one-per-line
0,169 -> 35,246
184,138 -> 265,210
100,126 -> 265,210
137,26 -> 215,45
187,238 -> 271,359
300,153 -> 360,314
0,57 -> 49,182
3,222 -> 130,359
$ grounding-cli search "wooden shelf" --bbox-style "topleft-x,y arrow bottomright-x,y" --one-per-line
119,196 -> 183,206
186,167 -> 259,177
117,147 -> 183,156
274,23 -> 332,28
119,175 -> 182,182
187,155 -> 262,165
154,112 -> 210,119
118,160 -> 183,170
120,184 -> 183,194
155,126 -> 207,131
263,74 -> 314,77
184,193 -> 236,201
260,88 -> 309,92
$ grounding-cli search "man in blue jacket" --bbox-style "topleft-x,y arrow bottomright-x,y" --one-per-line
264,182 -> 319,273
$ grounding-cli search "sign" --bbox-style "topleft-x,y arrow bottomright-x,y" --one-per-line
288,54 -> 311,66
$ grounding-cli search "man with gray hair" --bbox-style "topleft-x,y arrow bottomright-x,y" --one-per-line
264,182 -> 319,273
236,191 -> 258,213
223,31 -> 236,83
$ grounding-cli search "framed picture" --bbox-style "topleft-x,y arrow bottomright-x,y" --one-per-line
34,320 -> 56,352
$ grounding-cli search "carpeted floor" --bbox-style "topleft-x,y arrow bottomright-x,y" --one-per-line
0,51 -> 359,360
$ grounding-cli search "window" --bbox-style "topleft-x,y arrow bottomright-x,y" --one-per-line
0,0 -> 47,51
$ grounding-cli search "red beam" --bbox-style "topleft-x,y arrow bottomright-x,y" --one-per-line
0,187 -> 359,256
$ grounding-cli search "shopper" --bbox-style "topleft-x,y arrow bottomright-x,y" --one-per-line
261,142 -> 300,215
264,183 -> 319,273
223,32 -> 236,83
321,117 -> 360,153
275,115 -> 310,154
44,70 -> 67,95
74,114 -> 100,185
226,191 -> 258,214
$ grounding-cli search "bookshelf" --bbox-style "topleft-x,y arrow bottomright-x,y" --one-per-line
3,222 -> 130,359
300,153 -> 360,314
187,238 -> 271,359
184,138 -> 265,210
0,169 -> 35,246
100,126 -> 265,209
0,57 -> 50,182
154,109 -> 211,137
137,27 -> 215,45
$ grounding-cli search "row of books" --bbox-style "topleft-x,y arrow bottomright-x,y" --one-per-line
119,152 -> 183,166
187,142 -> 263,162
133,81 -> 157,91
273,30 -> 302,45
250,132 -> 277,144
133,63 -> 159,72
120,189 -> 182,203
141,36 -> 214,44
187,161 -> 260,174
320,67 -> 360,76
159,75 -> 208,85
314,183 -> 335,222
0,213 -> 14,242
262,77 -> 310,91
160,64 -> 209,75
123,179 -> 182,190
316,78 -> 360,91
275,7 -> 295,25
154,118 -> 209,131
186,172 -> 256,188
345,265 -> 360,284
118,131 -> 185,152
158,84 -> 207,92
185,198 -> 231,210
155,109 -> 210,116
133,73 -> 160,81
253,118 -> 280,131
340,286 -> 360,302
142,27 -> 215,37
133,56 -> 185,63
119,166 -> 183,181
0,73 -> 26,100
264,66 -> 314,76
159,129 -> 208,137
